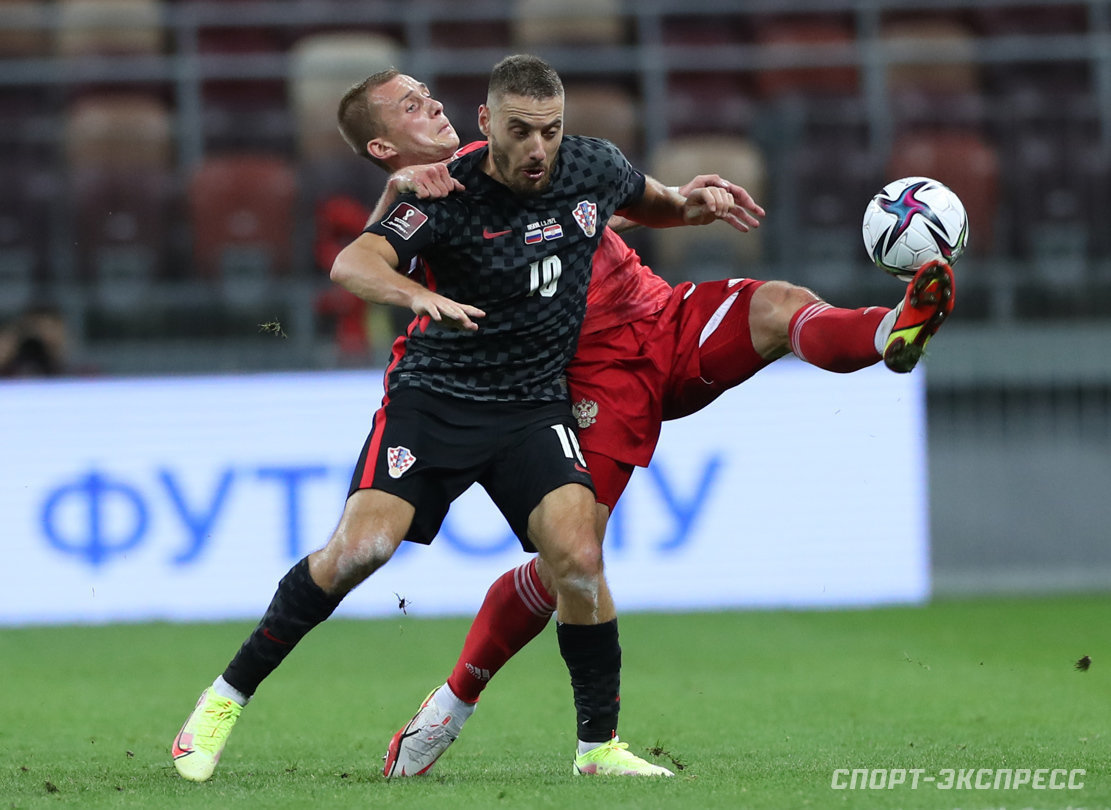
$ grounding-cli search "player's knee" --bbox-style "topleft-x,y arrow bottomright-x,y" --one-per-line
348,535 -> 397,576
550,537 -> 604,587
750,280 -> 821,357
313,532 -> 399,595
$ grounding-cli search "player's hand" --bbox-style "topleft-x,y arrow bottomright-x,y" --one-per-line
410,289 -> 485,331
388,164 -> 465,199
679,174 -> 764,232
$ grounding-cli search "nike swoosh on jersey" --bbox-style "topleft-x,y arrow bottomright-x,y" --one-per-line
483,228 -> 512,239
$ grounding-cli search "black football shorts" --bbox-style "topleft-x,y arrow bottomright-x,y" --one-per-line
348,387 -> 594,551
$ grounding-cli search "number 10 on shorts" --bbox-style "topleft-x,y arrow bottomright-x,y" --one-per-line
551,424 -> 586,466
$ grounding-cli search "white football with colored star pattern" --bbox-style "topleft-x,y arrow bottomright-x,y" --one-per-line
862,176 -> 968,281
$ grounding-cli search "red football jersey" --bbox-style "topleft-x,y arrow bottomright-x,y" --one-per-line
581,228 -> 672,335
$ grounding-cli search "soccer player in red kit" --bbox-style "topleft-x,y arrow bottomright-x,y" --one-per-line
334,69 -> 955,777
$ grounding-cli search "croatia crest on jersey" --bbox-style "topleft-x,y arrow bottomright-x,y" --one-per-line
572,200 -> 597,237
387,445 -> 416,479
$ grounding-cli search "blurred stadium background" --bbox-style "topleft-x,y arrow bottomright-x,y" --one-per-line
1,0 -> 1109,605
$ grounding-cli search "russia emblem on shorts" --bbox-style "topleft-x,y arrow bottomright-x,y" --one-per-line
571,200 -> 597,237
387,445 -> 416,479
572,398 -> 599,429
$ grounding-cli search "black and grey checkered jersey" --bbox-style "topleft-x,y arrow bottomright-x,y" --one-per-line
365,135 -> 645,402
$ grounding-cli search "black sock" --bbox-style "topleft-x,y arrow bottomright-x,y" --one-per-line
556,619 -> 621,743
222,557 -> 342,697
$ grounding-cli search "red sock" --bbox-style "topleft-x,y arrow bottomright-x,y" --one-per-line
446,558 -> 555,703
788,302 -> 888,373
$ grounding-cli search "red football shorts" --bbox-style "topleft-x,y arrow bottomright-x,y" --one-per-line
566,278 -> 771,473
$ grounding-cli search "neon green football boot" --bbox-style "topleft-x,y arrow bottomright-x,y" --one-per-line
572,737 -> 675,777
172,688 -> 243,782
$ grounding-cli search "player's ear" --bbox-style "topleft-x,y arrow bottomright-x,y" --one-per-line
367,137 -> 397,163
478,104 -> 490,137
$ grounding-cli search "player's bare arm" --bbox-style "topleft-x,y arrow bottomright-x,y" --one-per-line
620,175 -> 764,231
677,174 -> 765,232
331,232 -> 485,331
605,213 -> 638,233
366,163 -> 465,227
608,174 -> 764,234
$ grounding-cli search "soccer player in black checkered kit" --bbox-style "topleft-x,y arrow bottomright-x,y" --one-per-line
172,55 -> 751,780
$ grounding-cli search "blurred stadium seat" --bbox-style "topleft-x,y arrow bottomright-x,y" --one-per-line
300,157 -> 384,219
0,161 -> 56,312
880,17 -> 986,138
890,86 -> 988,134
195,26 -> 291,154
427,16 -> 511,50
289,32 -> 402,162
973,2 -> 1090,112
656,10 -> 751,135
1009,131 -> 1102,262
187,154 -> 297,302
511,0 -> 626,47
752,14 -> 858,99
791,134 -> 883,266
666,73 -> 756,137
63,94 -> 174,304
881,17 -> 979,97
973,2 -> 1088,36
70,167 -> 175,306
658,11 -> 747,46
649,135 -> 766,279
53,0 -> 164,57
1007,132 -> 1106,316
0,0 -> 49,57
0,88 -> 54,165
563,83 -> 641,163
64,93 -> 172,169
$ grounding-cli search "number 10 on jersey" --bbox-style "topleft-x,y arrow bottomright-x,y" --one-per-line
528,256 -> 562,297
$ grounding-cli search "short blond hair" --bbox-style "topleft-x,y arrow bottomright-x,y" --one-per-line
337,68 -> 401,170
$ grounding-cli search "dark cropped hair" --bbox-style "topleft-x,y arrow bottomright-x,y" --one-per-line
487,54 -> 564,107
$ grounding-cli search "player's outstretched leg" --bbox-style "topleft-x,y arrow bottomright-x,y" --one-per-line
172,687 -> 243,782
882,259 -> 955,373
383,683 -> 476,777
572,737 -> 675,777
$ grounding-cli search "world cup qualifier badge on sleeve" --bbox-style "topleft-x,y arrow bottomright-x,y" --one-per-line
381,203 -> 429,241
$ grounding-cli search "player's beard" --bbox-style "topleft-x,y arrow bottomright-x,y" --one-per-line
490,147 -> 554,196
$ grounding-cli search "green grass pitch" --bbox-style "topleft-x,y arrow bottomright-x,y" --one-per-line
2,594 -> 1108,809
